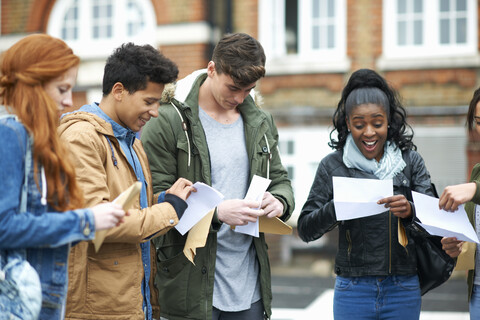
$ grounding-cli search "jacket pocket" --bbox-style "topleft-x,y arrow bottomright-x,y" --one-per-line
176,140 -> 193,179
86,250 -> 141,313
155,250 -> 191,315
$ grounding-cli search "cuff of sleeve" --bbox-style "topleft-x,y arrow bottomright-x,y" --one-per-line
401,201 -> 416,225
164,193 -> 188,220
472,181 -> 480,204
82,209 -> 96,240
157,191 -> 166,204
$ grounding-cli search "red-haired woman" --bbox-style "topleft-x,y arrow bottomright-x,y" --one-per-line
0,34 -> 126,320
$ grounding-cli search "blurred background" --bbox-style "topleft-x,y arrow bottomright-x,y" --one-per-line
1,0 -> 478,317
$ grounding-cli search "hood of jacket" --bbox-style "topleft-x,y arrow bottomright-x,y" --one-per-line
58,103 -> 114,137
160,69 -> 264,107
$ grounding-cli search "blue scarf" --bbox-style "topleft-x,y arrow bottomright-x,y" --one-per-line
343,134 -> 406,180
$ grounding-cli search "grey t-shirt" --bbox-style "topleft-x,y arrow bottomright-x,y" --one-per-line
199,107 -> 261,311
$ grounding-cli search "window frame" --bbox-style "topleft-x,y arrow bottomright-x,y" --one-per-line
47,0 -> 156,59
258,0 -> 349,75
379,0 -> 479,70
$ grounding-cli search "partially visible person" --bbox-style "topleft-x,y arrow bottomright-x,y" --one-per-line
141,32 -> 294,320
298,69 -> 436,320
0,33 -> 126,320
58,43 -> 193,320
439,87 -> 480,320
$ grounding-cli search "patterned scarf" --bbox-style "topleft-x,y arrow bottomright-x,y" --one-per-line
343,134 -> 406,180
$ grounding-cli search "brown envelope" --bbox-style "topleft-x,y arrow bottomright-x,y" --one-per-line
259,216 -> 292,235
454,241 -> 476,271
230,216 -> 293,235
184,209 -> 215,264
397,219 -> 408,247
92,181 -> 142,252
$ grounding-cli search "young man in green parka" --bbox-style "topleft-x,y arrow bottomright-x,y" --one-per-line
141,33 -> 294,320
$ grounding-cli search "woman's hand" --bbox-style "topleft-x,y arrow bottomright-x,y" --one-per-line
439,182 -> 476,212
377,194 -> 412,218
91,202 -> 127,230
441,237 -> 463,258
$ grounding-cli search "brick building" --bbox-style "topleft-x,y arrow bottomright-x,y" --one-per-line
1,0 -> 479,262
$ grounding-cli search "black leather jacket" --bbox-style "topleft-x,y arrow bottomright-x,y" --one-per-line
298,149 -> 435,277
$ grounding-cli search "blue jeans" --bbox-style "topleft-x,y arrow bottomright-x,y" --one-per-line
333,275 -> 421,320
470,284 -> 480,320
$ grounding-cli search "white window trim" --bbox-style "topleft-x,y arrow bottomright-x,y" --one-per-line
47,0 -> 156,60
380,0 -> 479,70
259,0 -> 349,75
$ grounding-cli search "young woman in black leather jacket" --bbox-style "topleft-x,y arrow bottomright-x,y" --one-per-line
298,69 -> 435,320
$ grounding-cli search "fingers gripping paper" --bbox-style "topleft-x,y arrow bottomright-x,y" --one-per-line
92,182 -> 142,252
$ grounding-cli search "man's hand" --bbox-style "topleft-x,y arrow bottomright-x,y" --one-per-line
261,192 -> 284,218
377,194 -> 412,218
439,182 -> 476,212
441,237 -> 463,258
166,178 -> 195,200
217,199 -> 264,226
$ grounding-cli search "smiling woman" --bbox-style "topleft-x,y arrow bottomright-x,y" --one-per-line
0,33 -> 126,320
298,68 -> 437,320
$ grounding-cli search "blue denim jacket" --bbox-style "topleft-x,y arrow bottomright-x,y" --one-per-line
0,106 -> 96,320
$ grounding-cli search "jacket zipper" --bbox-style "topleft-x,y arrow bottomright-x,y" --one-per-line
346,229 -> 352,262
389,211 -> 392,274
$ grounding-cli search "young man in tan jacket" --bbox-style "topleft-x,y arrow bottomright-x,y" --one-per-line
58,43 -> 193,320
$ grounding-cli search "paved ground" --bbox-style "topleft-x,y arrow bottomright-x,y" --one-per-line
270,262 -> 469,319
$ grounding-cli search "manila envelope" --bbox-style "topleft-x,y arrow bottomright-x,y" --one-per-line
454,241 -> 476,271
259,216 -> 292,235
230,216 -> 293,235
92,181 -> 142,252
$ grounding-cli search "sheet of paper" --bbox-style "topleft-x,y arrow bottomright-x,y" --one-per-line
333,177 -> 393,220
93,181 -> 142,252
235,175 -> 272,237
175,182 -> 224,235
412,191 -> 479,243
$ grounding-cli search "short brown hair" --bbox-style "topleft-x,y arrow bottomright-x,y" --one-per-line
212,33 -> 266,87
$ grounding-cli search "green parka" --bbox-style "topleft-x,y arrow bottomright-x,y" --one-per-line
464,164 -> 480,300
141,70 -> 294,320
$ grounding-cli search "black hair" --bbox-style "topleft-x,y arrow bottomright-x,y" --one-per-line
102,43 -> 178,96
466,87 -> 480,131
329,68 -> 415,151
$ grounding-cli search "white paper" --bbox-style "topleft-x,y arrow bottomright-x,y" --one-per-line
412,191 -> 479,243
235,175 -> 272,237
333,176 -> 393,220
175,182 -> 224,235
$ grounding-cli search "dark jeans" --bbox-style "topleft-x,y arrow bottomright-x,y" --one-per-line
212,299 -> 264,320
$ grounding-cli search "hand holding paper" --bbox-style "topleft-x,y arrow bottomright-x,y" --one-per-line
412,191 -> 479,243
92,181 -> 142,252
175,182 -> 224,235
233,175 -> 292,237
235,175 -> 272,237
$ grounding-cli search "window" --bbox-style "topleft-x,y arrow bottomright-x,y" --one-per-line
259,0 -> 349,74
380,0 -> 478,69
48,0 -> 155,59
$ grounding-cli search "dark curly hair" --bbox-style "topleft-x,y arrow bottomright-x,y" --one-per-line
102,43 -> 178,96
329,68 -> 415,151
